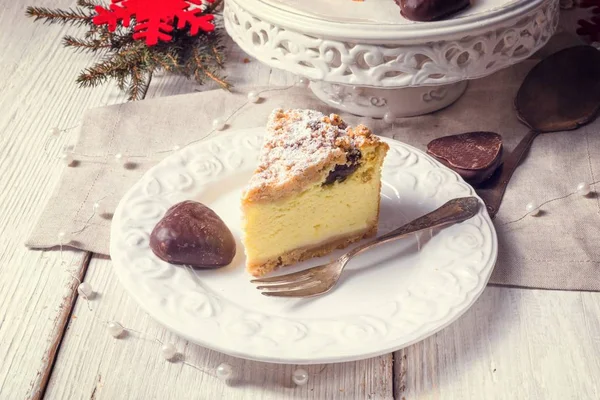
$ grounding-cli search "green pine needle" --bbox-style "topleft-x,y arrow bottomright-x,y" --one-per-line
76,0 -> 100,10
63,35 -> 111,53
25,6 -> 95,27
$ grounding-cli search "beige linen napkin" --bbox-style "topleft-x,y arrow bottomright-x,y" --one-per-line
27,36 -> 600,291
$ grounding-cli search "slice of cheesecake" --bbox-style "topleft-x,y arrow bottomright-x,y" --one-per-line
241,108 -> 389,277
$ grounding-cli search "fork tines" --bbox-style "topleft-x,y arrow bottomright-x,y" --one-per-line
250,266 -> 328,297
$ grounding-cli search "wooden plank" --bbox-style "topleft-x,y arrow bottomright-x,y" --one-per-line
28,253 -> 92,400
0,0 -> 130,398
394,287 -> 600,399
43,31 -> 394,400
12,2 -> 599,398
45,256 -> 393,400
0,1 -> 292,397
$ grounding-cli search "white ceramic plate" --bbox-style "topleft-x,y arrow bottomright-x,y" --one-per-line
110,127 -> 497,364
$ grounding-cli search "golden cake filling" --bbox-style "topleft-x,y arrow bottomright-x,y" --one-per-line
241,109 -> 389,277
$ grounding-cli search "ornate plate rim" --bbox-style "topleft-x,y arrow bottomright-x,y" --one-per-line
233,0 -> 548,40
110,128 -> 498,364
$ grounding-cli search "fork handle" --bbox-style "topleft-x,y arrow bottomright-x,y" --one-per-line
344,196 -> 480,260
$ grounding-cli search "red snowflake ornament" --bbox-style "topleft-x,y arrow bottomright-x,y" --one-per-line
93,0 -> 215,46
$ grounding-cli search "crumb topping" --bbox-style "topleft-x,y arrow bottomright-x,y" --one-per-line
242,108 -> 382,203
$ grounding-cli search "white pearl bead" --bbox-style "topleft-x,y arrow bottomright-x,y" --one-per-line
292,368 -> 309,386
577,182 -> 591,196
247,91 -> 260,103
77,282 -> 94,299
107,321 -> 124,338
60,151 -> 75,167
49,127 -> 61,136
114,153 -> 127,166
161,343 -> 177,360
93,201 -> 105,216
216,363 -> 233,381
526,202 -> 540,216
212,118 -> 226,131
297,77 -> 310,87
57,230 -> 70,243
383,112 -> 396,124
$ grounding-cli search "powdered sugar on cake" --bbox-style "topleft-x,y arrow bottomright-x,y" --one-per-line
242,108 -> 380,203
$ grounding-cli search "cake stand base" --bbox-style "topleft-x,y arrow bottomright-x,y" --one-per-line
310,81 -> 469,118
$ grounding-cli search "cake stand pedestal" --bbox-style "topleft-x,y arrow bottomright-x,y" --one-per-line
224,0 -> 559,118
309,81 -> 468,118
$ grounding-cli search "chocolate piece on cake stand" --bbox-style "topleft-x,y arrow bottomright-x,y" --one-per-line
224,0 -> 558,118
397,0 -> 471,22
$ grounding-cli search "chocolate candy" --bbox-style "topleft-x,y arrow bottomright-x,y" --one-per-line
150,201 -> 236,268
396,0 -> 471,22
427,131 -> 503,186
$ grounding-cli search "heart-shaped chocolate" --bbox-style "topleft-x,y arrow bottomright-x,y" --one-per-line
150,201 -> 236,268
427,131 -> 503,186
396,0 -> 471,22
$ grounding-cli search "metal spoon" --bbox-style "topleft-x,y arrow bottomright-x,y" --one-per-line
477,45 -> 600,218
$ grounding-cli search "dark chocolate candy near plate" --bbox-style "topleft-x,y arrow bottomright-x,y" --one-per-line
396,0 -> 471,22
427,131 -> 503,186
150,200 -> 236,268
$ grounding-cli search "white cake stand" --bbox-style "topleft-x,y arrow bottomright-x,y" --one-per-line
224,0 -> 559,117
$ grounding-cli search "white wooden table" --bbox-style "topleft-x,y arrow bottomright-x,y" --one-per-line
1,1 -> 600,399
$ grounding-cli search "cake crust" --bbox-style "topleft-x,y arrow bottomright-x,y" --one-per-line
242,109 -> 387,204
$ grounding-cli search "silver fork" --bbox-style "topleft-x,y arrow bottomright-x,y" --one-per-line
251,196 -> 480,298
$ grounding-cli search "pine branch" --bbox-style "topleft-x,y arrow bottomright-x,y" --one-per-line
127,66 -> 151,101
211,45 -> 224,66
199,67 -> 230,90
77,0 -> 100,10
108,32 -> 136,49
116,45 -> 144,59
25,6 -> 94,27
63,35 -> 111,53
28,1 -> 230,100
207,0 -> 224,13
166,53 -> 182,70
192,47 -> 230,90
84,24 -> 101,39
149,52 -> 180,72
76,55 -> 136,88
